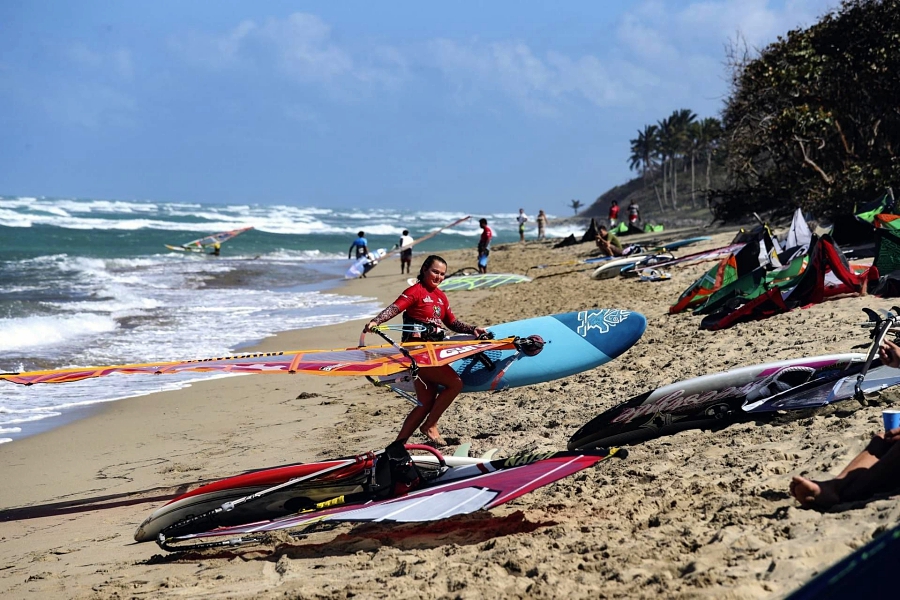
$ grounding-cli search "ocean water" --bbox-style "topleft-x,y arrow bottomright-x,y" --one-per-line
0,196 -> 578,444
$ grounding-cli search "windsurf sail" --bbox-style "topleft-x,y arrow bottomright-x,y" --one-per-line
157,448 -> 625,551
0,337 -> 525,385
165,226 -> 253,252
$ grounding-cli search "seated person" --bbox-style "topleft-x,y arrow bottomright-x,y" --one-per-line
595,225 -> 623,257
789,340 -> 900,508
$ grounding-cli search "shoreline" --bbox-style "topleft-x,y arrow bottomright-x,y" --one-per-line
3,235 -> 898,599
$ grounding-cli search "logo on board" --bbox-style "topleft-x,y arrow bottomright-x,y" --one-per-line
576,309 -> 630,337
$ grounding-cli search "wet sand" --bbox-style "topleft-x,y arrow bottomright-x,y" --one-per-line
1,231 -> 898,599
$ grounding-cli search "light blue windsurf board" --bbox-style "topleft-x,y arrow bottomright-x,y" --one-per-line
378,308 -> 646,393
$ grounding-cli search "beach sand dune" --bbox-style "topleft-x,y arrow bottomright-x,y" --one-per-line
2,232 -> 898,599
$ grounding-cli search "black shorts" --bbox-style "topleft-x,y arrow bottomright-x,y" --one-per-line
401,249 -> 412,261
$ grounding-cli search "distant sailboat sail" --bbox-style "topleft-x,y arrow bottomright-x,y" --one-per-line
165,226 -> 254,252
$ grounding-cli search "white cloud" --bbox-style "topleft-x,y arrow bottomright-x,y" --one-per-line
164,2 -> 839,119
169,12 -> 402,89
66,43 -> 133,80
43,84 -> 136,129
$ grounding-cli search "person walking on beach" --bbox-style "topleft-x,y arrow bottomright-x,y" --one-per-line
516,209 -> 529,242
608,201 -> 619,228
477,218 -> 493,273
348,231 -> 369,260
398,229 -> 414,274
595,225 -> 623,257
536,210 -> 548,241
789,340 -> 900,508
365,255 -> 487,447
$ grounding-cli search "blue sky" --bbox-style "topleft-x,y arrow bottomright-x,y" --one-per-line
0,0 -> 839,213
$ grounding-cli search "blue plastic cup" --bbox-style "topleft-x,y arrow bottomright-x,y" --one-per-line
882,410 -> 900,432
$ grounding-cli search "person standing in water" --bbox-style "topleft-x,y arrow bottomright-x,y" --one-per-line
536,210 -> 548,241
398,229 -> 414,274
477,218 -> 493,274
365,255 -> 487,446
348,231 -> 369,260
516,208 -> 529,242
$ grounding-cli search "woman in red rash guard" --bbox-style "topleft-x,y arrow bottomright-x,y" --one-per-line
365,255 -> 487,446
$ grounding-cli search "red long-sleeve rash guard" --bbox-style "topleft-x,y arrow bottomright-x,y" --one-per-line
393,282 -> 457,328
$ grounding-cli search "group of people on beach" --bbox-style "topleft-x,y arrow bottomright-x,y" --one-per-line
352,217 -> 900,511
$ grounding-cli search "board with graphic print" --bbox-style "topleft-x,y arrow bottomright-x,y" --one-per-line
567,353 -> 874,449
377,309 -> 647,393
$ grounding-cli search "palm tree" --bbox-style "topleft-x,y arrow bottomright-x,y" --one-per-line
569,199 -> 583,214
697,117 -> 722,201
629,124 -> 663,211
656,117 -> 676,209
667,109 -> 697,209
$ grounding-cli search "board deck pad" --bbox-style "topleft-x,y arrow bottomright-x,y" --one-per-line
380,309 -> 646,393
568,354 -> 881,449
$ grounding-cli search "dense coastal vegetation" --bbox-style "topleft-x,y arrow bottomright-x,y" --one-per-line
582,0 -> 899,225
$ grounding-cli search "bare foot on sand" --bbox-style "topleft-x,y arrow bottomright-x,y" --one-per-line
420,425 -> 447,447
790,476 -> 841,508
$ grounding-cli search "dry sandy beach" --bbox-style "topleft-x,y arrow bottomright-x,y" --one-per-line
2,230 -> 899,599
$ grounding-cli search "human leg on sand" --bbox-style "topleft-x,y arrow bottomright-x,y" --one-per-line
790,432 -> 900,508
395,365 -> 462,447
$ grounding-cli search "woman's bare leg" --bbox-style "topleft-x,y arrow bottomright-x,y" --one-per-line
790,433 -> 892,507
416,366 -> 463,445
395,379 -> 436,443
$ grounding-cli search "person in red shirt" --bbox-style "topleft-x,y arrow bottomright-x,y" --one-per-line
365,255 -> 487,446
608,200 -> 620,227
477,218 -> 493,273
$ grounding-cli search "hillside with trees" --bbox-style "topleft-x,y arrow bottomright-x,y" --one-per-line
579,0 -> 899,226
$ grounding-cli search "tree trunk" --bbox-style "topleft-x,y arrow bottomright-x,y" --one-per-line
671,157 -> 679,209
690,152 -> 696,208
661,156 -> 668,208
654,185 -> 664,211
705,150 -> 712,193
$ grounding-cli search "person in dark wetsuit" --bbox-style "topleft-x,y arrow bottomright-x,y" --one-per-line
365,255 -> 487,447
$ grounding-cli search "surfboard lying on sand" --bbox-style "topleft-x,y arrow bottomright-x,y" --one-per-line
437,273 -> 532,291
143,446 -> 626,550
568,353 -> 895,449
377,308 -> 647,394
135,448 -> 493,542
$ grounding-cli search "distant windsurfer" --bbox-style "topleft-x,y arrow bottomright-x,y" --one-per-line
477,218 -> 493,274
398,229 -> 414,274
348,231 -> 369,260
789,340 -> 900,508
364,255 -> 487,447
349,231 -> 370,278
210,242 -> 221,256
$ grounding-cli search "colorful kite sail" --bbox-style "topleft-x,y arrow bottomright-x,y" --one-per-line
165,226 -> 254,252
